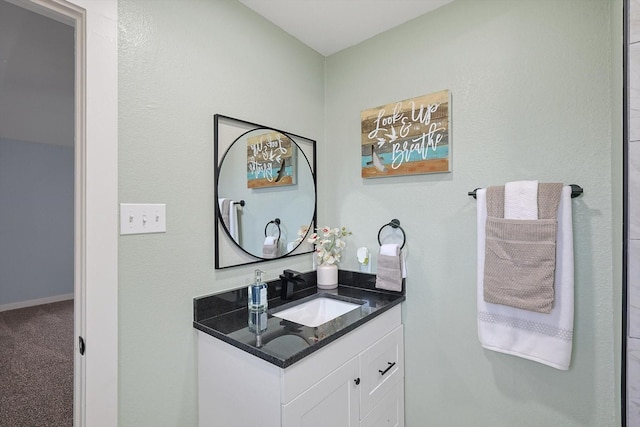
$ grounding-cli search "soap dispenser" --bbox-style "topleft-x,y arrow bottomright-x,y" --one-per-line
248,269 -> 268,310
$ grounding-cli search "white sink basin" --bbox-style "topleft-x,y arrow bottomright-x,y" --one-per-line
272,296 -> 361,327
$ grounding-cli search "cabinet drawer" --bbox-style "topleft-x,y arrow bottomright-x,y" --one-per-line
359,325 -> 404,417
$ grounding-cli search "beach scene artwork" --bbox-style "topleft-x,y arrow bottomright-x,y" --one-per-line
361,90 -> 450,178
247,131 -> 296,188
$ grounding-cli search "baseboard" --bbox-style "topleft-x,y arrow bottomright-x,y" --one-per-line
0,293 -> 74,312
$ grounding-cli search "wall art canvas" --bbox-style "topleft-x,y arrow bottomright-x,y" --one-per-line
361,90 -> 450,178
247,131 -> 297,188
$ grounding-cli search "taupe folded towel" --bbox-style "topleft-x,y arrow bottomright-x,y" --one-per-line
375,244 -> 403,292
484,183 -> 563,313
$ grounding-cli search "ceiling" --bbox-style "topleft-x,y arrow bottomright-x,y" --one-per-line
238,0 -> 455,56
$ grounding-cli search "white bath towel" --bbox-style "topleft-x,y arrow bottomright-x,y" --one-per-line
504,180 -> 538,220
477,186 -> 574,370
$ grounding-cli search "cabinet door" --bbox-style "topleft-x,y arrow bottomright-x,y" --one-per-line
359,379 -> 404,427
359,325 -> 404,417
283,357 -> 360,427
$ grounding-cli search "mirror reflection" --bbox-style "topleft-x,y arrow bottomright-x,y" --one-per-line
214,115 -> 316,269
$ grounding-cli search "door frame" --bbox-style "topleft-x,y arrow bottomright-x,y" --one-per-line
623,0 -> 629,424
8,0 -> 119,425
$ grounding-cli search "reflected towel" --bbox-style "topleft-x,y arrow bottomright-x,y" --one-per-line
218,198 -> 231,231
477,186 -> 574,370
229,201 -> 239,243
262,236 -> 278,259
375,244 -> 403,292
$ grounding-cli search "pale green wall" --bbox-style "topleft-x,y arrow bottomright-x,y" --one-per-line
325,0 -> 622,425
118,1 -> 321,425
611,0 -> 624,423
118,0 -> 623,425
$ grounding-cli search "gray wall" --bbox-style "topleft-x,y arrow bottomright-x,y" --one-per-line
0,0 -> 75,308
118,0 -> 623,425
0,0 -> 74,148
0,138 -> 74,306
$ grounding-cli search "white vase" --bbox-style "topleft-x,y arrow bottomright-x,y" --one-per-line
316,264 -> 338,289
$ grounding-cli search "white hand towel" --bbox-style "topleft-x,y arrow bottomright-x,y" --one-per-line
380,243 -> 400,256
229,201 -> 240,243
477,186 -> 574,370
504,180 -> 538,220
401,250 -> 407,278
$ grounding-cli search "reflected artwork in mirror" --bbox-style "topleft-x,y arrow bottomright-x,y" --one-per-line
214,114 -> 317,269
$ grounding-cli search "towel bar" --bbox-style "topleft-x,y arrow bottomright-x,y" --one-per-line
468,184 -> 583,199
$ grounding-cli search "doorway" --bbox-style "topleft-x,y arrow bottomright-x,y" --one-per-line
0,0 -> 118,425
0,1 -> 75,425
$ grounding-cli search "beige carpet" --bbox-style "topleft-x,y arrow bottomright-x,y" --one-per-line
0,300 -> 74,427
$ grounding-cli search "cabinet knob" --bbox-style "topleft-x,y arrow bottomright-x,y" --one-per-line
354,378 -> 360,385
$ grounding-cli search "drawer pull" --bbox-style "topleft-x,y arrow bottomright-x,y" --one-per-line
378,362 -> 396,376
354,378 -> 361,385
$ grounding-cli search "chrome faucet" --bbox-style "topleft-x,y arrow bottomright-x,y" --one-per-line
279,269 -> 306,300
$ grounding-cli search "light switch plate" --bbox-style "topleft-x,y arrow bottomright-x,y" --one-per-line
120,203 -> 166,235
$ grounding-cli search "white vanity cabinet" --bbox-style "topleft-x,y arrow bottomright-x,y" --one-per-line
198,304 -> 404,427
282,324 -> 404,427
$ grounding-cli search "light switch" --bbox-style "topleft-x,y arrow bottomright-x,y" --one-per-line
120,203 -> 166,235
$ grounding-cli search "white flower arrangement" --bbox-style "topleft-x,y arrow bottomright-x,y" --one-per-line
297,225 -> 352,266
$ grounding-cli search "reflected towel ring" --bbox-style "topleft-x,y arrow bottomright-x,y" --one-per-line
377,219 -> 406,250
265,218 -> 281,241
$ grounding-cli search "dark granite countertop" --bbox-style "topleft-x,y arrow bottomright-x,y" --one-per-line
193,270 -> 405,368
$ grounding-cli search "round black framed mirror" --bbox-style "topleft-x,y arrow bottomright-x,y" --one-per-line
214,115 -> 316,269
